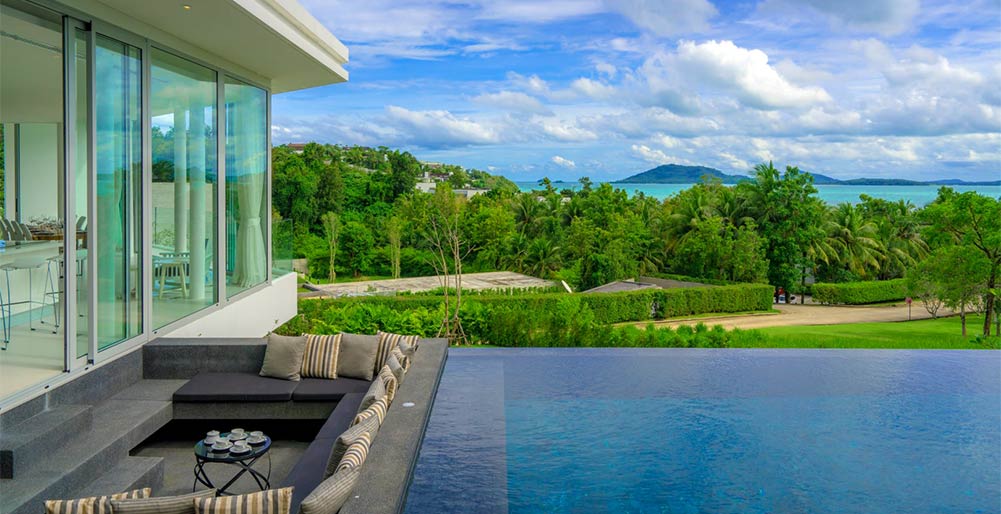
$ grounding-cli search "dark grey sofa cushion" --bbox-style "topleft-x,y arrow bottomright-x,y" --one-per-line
260,333 -> 307,381
315,393 -> 366,440
284,393 -> 365,514
284,437 -> 335,514
172,372 -> 298,402
291,377 -> 372,402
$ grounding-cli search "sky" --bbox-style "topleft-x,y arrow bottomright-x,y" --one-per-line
272,0 -> 1001,182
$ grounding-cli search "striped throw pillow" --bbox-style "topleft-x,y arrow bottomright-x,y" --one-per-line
386,352 -> 405,384
377,331 -> 418,360
46,488 -> 151,514
391,346 -> 410,373
324,413 -> 381,479
336,431 -> 373,472
194,488 -> 292,514
111,489 -> 216,514
301,333 -> 341,379
300,467 -> 361,514
378,365 -> 398,403
358,374 -> 387,413
352,395 -> 389,426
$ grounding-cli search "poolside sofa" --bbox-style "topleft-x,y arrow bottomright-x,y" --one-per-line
168,333 -> 416,513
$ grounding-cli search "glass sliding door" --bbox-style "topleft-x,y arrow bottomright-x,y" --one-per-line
93,34 -> 143,350
225,77 -> 268,297
73,26 -> 88,358
150,48 -> 217,329
0,0 -> 66,399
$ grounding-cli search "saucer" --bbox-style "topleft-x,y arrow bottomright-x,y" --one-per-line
228,432 -> 247,441
229,445 -> 252,455
247,436 -> 266,445
210,441 -> 233,451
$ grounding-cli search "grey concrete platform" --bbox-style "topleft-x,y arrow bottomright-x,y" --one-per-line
1,405 -> 92,479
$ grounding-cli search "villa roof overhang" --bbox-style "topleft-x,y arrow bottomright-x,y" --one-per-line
89,0 -> 348,92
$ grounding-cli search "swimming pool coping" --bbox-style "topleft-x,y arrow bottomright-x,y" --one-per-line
341,338 -> 449,514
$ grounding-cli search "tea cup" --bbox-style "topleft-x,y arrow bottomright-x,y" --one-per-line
250,431 -> 264,438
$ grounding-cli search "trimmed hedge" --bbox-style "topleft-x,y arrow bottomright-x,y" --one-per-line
283,282 -> 774,346
812,279 -> 907,305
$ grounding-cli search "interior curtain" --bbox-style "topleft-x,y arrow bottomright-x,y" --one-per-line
231,87 -> 267,287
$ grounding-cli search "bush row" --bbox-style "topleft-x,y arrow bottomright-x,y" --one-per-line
283,283 -> 774,346
812,278 -> 908,305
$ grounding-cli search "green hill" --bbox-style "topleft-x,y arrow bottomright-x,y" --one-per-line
615,164 -> 748,184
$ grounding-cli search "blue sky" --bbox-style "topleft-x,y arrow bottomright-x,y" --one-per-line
273,0 -> 1001,182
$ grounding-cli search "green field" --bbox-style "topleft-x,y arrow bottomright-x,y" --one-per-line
734,314 -> 999,350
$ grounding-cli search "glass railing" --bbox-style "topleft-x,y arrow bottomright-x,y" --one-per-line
272,218 -> 295,276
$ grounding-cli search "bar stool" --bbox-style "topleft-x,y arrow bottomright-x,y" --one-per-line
1,257 -> 48,335
42,255 -> 63,332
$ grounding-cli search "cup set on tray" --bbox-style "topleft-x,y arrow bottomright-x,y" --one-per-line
205,429 -> 266,454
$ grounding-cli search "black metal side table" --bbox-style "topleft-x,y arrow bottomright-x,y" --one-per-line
193,435 -> 272,495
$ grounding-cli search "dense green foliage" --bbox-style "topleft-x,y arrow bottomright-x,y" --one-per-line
281,283 -> 772,345
271,146 -> 940,294
812,279 -> 908,305
911,189 -> 1000,336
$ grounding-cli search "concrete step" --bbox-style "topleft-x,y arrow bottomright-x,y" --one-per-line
72,456 -> 164,498
0,398 -> 171,514
0,405 -> 93,479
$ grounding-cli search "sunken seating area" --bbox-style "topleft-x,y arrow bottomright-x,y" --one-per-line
145,333 -> 447,514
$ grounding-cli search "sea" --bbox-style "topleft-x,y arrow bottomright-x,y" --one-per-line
515,181 -> 1001,206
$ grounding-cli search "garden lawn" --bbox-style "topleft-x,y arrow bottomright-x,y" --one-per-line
734,314 -> 997,349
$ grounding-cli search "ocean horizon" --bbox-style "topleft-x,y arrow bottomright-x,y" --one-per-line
515,181 -> 1001,206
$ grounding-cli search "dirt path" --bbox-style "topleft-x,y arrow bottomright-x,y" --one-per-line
642,302 -> 952,330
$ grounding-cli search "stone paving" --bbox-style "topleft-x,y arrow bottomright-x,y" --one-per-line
302,271 -> 554,298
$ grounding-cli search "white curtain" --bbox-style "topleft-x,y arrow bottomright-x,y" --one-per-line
231,86 -> 267,287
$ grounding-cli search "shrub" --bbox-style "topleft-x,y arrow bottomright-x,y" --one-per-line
282,282 -> 774,347
812,279 -> 907,305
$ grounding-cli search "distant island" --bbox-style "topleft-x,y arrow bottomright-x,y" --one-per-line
615,164 -> 1001,186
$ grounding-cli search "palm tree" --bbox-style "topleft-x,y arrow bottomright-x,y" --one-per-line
826,203 -> 883,277
513,194 -> 543,236
525,238 -> 562,278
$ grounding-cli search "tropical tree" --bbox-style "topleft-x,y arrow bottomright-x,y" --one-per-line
922,189 -> 1001,336
321,212 -> 340,281
826,203 -> 883,278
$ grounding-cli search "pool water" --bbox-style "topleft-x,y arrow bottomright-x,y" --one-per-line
405,348 -> 1001,514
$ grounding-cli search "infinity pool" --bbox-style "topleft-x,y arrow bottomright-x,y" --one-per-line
404,348 -> 1000,514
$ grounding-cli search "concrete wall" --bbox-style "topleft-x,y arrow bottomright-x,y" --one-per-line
158,272 -> 297,338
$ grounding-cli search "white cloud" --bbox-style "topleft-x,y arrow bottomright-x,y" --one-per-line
674,40 -> 832,109
790,0 -> 919,35
551,155 -> 577,168
478,0 -> 604,23
631,144 -> 674,164
472,91 -> 552,114
607,0 -> 718,36
571,78 -> 616,99
384,106 -> 502,146
540,120 -> 599,141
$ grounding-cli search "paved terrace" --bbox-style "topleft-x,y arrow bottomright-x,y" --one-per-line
302,271 -> 554,298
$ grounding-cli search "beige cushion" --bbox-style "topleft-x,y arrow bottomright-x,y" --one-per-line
194,488 -> 292,514
378,365 -> 398,403
386,352 -> 405,384
111,490 -> 216,514
260,334 -> 307,381
324,413 -> 380,479
335,432 -> 373,472
358,376 -> 387,413
352,395 -> 389,426
301,333 -> 341,379
336,333 -> 379,381
300,468 -> 361,514
391,346 -> 410,373
45,488 -> 151,514
377,331 -> 418,360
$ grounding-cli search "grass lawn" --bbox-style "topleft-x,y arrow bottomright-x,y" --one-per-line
734,314 -> 999,350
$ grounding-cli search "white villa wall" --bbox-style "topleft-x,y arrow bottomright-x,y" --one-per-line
159,272 -> 297,338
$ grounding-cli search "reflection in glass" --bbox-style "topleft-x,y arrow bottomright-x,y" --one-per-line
150,48 -> 217,329
225,77 -> 267,297
74,27 -> 88,358
0,2 -> 65,397
95,35 -> 143,349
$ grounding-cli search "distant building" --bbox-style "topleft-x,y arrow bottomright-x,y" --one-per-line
287,143 -> 307,154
